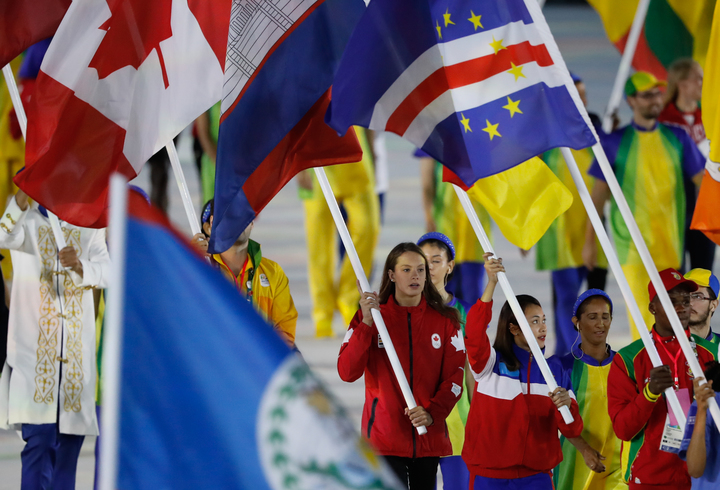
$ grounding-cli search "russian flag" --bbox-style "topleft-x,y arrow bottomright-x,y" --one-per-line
326,0 -> 597,185
209,0 -> 365,254
108,190 -> 404,489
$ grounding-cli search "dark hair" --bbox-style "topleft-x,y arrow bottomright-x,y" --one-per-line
378,243 -> 459,324
418,238 -> 455,285
574,296 -> 613,330
493,295 -> 541,371
705,360 -> 720,387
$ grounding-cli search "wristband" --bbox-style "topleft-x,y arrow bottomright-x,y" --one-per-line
643,383 -> 661,402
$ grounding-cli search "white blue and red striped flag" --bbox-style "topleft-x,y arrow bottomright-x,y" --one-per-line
209,0 -> 365,254
326,0 -> 597,185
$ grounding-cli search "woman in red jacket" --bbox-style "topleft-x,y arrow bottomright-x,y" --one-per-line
463,254 -> 583,490
338,242 -> 466,489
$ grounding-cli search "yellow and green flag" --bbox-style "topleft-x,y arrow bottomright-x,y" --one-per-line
587,0 -> 716,80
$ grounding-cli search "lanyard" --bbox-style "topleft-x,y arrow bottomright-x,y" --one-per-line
220,255 -> 254,303
653,330 -> 683,390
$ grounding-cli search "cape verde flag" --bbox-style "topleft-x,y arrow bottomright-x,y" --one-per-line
326,0 -> 597,185
209,0 -> 365,254
113,192 -> 403,489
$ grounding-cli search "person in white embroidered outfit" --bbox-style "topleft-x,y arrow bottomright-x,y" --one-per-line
0,188 -> 110,490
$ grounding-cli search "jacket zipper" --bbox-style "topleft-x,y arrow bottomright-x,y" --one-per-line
408,311 -> 416,459
527,353 -> 532,394
367,397 -> 379,438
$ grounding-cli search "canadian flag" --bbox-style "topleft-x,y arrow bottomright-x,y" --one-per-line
15,0 -> 231,227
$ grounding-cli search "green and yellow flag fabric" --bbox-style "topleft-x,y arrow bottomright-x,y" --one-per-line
587,0 -> 716,80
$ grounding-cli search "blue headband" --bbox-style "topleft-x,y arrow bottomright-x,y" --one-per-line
417,232 -> 455,260
572,289 -> 613,318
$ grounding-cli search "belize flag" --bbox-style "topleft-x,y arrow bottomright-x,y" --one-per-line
113,193 -> 403,489
326,0 -> 597,186
209,0 -> 365,254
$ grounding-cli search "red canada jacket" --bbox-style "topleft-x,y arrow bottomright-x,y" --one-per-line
608,328 -> 718,488
337,295 -> 466,458
462,300 -> 583,479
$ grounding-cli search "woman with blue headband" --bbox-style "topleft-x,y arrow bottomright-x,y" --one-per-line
554,290 -> 624,490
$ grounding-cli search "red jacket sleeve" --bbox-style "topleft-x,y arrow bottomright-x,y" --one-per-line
555,399 -> 584,439
426,319 -> 467,423
465,300 -> 494,375
337,311 -> 376,382
607,353 -> 658,441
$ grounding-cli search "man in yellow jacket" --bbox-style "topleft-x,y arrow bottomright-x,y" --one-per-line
193,201 -> 298,346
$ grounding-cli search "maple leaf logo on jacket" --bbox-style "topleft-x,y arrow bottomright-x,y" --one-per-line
89,0 -> 173,88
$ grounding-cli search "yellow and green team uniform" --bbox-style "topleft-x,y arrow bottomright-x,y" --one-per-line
555,345 -> 626,490
301,128 -> 380,336
588,122 -> 704,339
536,147 -> 608,355
536,147 -> 607,272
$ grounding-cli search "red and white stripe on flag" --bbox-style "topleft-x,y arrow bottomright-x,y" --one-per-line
16,0 -> 230,228
367,19 -> 566,150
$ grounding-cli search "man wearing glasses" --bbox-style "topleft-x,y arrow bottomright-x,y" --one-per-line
685,269 -> 720,344
608,268 -> 718,490
583,71 -> 706,340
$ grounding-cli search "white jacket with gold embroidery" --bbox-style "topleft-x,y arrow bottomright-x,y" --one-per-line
0,197 -> 109,435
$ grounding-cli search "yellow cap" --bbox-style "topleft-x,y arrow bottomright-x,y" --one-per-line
685,268 -> 719,298
624,71 -> 667,96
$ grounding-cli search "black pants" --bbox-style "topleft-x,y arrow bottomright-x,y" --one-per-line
384,456 -> 439,490
685,228 -> 716,271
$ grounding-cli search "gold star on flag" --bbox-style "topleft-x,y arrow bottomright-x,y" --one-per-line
468,11 -> 483,30
507,62 -> 526,82
444,8 -> 455,27
503,97 -> 523,117
489,36 -> 506,55
460,113 -> 472,133
482,120 -> 501,140
436,20 -> 442,39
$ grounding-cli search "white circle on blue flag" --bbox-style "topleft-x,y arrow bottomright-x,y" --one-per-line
256,355 -> 403,489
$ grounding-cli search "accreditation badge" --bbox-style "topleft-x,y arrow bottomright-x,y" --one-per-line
659,388 -> 691,453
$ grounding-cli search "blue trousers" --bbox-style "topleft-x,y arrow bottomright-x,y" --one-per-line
438,455 -> 470,490
21,423 -> 85,490
551,267 -> 588,356
448,262 -> 485,304
471,472 -> 553,490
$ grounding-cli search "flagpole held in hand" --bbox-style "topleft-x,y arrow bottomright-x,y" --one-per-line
601,0 -> 651,133
2,64 -> 68,253
452,185 -> 574,425
559,147 -> 687,430
314,167 -> 427,435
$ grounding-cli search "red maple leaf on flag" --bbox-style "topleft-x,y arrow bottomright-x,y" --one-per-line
89,0 -> 173,88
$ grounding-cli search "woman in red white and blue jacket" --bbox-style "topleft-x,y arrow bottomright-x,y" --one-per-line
463,254 -> 584,490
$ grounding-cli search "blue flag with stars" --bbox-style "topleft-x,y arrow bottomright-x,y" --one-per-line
326,0 -> 597,184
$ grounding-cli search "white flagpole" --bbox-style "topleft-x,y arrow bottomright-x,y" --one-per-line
452,185 -> 575,424
314,167 -> 427,435
559,148 -> 687,429
2,64 -> 67,250
98,174 -> 128,490
166,141 -> 201,235
601,0 -> 651,133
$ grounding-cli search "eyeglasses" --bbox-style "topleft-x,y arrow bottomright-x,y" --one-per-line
633,90 -> 663,100
690,293 -> 713,302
